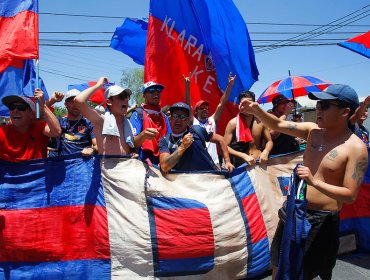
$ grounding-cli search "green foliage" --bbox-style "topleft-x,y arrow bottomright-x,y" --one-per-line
120,68 -> 144,106
53,106 -> 67,117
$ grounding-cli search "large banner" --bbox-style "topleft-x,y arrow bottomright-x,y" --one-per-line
1,152 -> 369,279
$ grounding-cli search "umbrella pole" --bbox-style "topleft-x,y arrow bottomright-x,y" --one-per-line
288,70 -> 297,115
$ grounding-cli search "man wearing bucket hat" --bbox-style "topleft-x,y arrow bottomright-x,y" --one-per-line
130,81 -> 171,165
48,89 -> 97,157
159,102 -> 234,173
0,88 -> 61,162
74,77 -> 134,156
239,84 -> 368,279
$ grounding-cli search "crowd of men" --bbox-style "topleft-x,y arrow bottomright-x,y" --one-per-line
0,77 -> 369,280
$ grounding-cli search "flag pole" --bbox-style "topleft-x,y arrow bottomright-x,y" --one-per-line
35,0 -> 40,119
288,69 -> 297,115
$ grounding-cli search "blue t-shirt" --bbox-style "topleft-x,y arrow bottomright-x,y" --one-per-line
50,116 -> 95,156
159,125 -> 216,172
129,108 -> 171,165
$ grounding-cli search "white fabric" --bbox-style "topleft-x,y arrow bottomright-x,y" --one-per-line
193,116 -> 219,164
102,110 -> 134,148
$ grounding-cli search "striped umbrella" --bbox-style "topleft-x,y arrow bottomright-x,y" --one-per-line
257,75 -> 332,104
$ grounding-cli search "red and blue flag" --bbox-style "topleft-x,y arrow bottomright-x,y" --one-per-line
68,82 -> 115,104
338,31 -> 370,59
0,0 -> 39,72
145,0 -> 259,133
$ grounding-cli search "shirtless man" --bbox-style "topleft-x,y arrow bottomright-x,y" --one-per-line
240,84 -> 368,280
224,90 -> 273,167
74,77 -> 133,155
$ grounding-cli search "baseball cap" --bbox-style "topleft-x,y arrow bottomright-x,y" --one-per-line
64,89 -> 80,101
2,95 -> 36,111
142,81 -> 164,93
272,95 -> 289,107
104,85 -> 132,101
169,102 -> 191,115
309,84 -> 359,109
194,100 -> 209,110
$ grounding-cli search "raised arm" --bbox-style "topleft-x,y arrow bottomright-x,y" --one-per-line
74,77 -> 107,125
213,73 -> 236,124
183,73 -> 193,122
240,99 -> 315,140
46,91 -> 64,108
34,88 -> 62,137
350,95 -> 370,125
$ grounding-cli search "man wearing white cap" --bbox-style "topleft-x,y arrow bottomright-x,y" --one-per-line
48,89 -> 97,157
0,88 -> 61,162
130,81 -> 171,165
74,77 -> 134,156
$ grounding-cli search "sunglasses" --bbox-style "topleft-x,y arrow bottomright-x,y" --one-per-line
9,103 -> 29,111
146,88 -> 162,94
171,113 -> 188,120
198,105 -> 209,110
316,101 -> 344,111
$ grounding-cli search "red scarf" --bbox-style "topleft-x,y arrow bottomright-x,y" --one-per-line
141,104 -> 168,156
236,114 -> 253,143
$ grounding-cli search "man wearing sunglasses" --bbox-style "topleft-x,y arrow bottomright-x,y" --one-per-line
0,89 -> 61,162
74,77 -> 134,156
240,84 -> 368,280
189,73 -> 236,168
130,81 -> 171,165
159,102 -> 234,173
48,89 -> 97,157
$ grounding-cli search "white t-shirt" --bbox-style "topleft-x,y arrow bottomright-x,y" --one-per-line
193,116 -> 219,164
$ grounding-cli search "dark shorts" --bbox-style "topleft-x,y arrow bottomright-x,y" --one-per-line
271,204 -> 340,280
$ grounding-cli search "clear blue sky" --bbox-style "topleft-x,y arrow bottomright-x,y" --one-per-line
39,0 -> 369,105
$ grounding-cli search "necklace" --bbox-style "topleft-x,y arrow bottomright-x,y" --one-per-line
318,129 -> 351,152
170,134 -> 183,149
67,116 -> 82,133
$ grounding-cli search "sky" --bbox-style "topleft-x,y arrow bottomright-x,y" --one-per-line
38,0 -> 370,107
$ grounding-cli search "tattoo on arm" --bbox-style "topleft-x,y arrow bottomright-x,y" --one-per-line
287,123 -> 297,130
326,149 -> 338,161
352,158 -> 368,186
165,150 -> 181,168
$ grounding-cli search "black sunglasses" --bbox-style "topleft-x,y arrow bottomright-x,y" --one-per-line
9,103 -> 29,111
316,101 -> 345,111
146,88 -> 162,94
171,113 -> 188,120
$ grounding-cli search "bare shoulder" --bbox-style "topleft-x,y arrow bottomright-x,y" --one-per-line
348,134 -> 368,158
227,117 -> 237,128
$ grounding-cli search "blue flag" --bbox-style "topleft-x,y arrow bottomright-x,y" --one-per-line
110,18 -> 148,65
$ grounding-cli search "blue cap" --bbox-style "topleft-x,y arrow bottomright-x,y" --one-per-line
308,84 -> 359,109
142,81 -> 164,93
169,102 -> 191,115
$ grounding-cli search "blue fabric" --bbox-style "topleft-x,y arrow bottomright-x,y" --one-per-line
159,125 -> 215,172
0,0 -> 35,18
49,116 -> 95,157
129,109 -> 171,165
110,18 -> 148,65
0,60 -> 49,117
276,165 -> 311,280
338,41 -> 370,59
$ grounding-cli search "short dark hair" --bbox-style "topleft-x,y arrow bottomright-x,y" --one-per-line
239,91 -> 255,102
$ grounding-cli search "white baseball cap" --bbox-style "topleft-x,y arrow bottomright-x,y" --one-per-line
104,85 -> 132,101
64,89 -> 81,101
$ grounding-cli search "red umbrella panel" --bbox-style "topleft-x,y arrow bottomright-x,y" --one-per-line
338,31 -> 370,59
257,75 -> 331,104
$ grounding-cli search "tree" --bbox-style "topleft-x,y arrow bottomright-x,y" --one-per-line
120,68 -> 144,106
53,106 -> 67,117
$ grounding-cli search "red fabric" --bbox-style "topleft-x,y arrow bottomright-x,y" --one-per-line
87,81 -> 105,104
348,31 -> 370,48
340,183 -> 370,219
141,104 -> 168,156
237,114 -> 253,143
0,121 -> 49,162
242,194 -> 268,244
144,16 -> 237,135
0,10 -> 38,73
0,205 -> 110,262
154,208 -> 214,259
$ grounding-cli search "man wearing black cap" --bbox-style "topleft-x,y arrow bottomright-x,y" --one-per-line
159,102 -> 234,173
240,84 -> 368,280
0,89 -> 61,162
269,94 -> 300,155
130,81 -> 171,165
